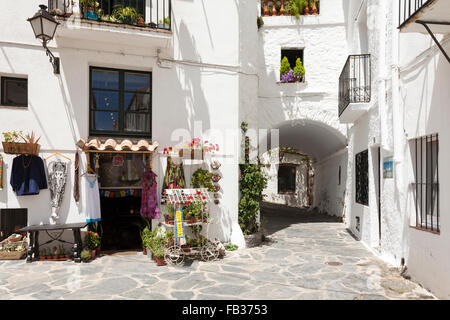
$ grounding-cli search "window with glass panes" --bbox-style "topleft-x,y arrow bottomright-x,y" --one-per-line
89,67 -> 151,137
278,164 -> 296,194
1,77 -> 28,107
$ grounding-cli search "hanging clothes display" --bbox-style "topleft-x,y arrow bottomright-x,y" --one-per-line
0,154 -> 3,190
10,155 -> 48,196
84,173 -> 101,223
141,170 -> 160,219
162,156 -> 186,190
73,152 -> 80,202
47,160 -> 68,224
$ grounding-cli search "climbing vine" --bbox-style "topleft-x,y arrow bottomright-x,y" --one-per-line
239,122 -> 268,235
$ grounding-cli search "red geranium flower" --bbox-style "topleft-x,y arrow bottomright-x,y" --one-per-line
186,201 -> 190,205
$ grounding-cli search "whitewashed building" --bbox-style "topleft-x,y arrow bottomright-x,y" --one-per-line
1,0 -> 449,299
256,0 -> 450,299
0,0 -> 258,250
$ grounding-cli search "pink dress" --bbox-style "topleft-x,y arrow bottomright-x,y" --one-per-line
141,170 -> 160,219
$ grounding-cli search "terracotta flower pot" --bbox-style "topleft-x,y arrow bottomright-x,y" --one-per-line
181,245 -> 191,253
96,247 -> 101,256
143,247 -> 147,255
90,250 -> 96,259
155,257 -> 166,266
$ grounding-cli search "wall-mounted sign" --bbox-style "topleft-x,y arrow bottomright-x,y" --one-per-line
175,208 -> 186,246
383,157 -> 394,179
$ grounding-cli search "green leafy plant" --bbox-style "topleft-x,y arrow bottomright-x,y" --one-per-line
287,0 -> 308,18
112,4 -> 139,25
80,0 -> 99,9
293,58 -> 305,79
2,130 -> 22,143
153,245 -> 165,259
84,231 -> 100,250
80,249 -> 91,261
184,200 -> 205,220
239,122 -> 268,235
191,168 -> 214,192
164,204 -> 175,220
257,16 -> 264,29
159,17 -> 171,25
280,57 -> 291,76
225,243 -> 238,251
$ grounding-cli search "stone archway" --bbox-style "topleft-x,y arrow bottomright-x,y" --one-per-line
260,118 -> 348,218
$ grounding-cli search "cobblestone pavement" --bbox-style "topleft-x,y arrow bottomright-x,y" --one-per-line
0,208 -> 436,300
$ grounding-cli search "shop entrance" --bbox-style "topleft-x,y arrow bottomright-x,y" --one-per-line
90,152 -> 152,251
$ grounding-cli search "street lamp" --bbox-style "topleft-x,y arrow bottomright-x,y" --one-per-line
27,4 -> 60,74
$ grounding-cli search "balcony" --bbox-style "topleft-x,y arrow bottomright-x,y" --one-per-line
399,0 -> 450,33
261,0 -> 320,17
49,0 -> 171,30
338,55 -> 371,124
47,0 -> 172,48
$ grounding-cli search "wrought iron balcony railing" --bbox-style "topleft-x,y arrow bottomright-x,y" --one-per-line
48,0 -> 171,31
399,0 -> 432,28
261,0 -> 320,17
338,54 -> 371,117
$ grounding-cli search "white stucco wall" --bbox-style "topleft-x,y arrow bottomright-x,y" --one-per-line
261,148 -> 310,208
313,148 -> 347,217
398,30 -> 450,299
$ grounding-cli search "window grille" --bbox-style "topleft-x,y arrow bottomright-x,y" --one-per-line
412,134 -> 439,233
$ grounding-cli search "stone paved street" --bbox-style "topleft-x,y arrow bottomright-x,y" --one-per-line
0,207 -> 436,300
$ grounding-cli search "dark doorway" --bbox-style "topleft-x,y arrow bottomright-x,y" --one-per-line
100,195 -> 146,251
91,152 -> 151,251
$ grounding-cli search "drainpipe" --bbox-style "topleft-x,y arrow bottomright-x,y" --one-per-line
391,0 -> 406,267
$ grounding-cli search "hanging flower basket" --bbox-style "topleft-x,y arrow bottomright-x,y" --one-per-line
2,142 -> 40,155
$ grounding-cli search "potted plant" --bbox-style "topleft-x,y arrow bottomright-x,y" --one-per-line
80,249 -> 91,262
84,231 -> 100,259
80,0 -> 100,20
293,58 -> 305,82
153,245 -> 166,266
137,14 -> 145,26
211,173 -> 221,183
165,230 -> 174,247
2,130 -> 41,155
158,17 -> 170,29
164,204 -> 175,224
191,168 -> 214,192
112,4 -> 139,25
181,236 -> 191,252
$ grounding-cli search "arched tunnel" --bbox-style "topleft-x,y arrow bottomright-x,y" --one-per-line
259,119 -> 349,231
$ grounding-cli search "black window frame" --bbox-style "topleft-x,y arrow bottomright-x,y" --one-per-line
1,76 -> 28,107
278,164 -> 297,194
89,66 -> 152,138
412,134 -> 440,233
355,149 -> 369,206
281,48 -> 305,82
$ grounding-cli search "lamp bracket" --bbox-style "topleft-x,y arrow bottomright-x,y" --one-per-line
43,41 -> 60,74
